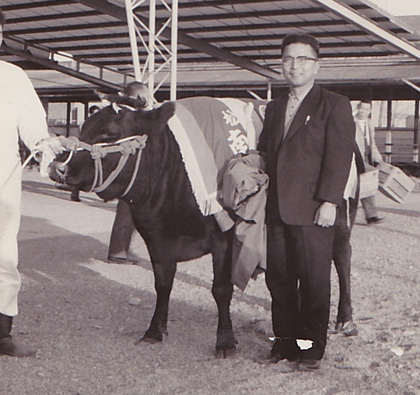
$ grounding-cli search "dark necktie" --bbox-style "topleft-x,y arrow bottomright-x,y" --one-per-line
364,122 -> 371,162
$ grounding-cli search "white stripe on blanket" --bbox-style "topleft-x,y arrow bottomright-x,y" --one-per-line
168,103 -> 223,216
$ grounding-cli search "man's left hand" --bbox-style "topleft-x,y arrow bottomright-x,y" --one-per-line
36,136 -> 66,155
314,202 -> 337,227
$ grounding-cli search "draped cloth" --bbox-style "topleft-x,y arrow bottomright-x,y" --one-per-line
167,97 -> 268,290
167,97 -> 266,216
221,153 -> 268,290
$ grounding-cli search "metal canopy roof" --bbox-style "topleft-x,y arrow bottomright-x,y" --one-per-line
1,0 -> 420,93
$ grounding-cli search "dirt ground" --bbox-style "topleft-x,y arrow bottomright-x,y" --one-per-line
1,168 -> 420,395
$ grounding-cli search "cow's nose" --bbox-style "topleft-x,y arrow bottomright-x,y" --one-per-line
49,161 -> 68,183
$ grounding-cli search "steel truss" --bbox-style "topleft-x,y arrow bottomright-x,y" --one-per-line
125,0 -> 178,100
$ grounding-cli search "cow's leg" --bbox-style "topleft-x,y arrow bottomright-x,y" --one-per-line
139,261 -> 177,344
333,198 -> 358,336
333,200 -> 353,325
333,235 -> 352,325
211,236 -> 237,358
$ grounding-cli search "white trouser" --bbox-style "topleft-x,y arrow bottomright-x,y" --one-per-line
0,166 -> 22,317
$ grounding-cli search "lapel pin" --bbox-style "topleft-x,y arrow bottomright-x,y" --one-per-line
305,115 -> 311,125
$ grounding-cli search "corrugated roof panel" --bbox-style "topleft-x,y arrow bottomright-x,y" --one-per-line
1,0 -> 419,82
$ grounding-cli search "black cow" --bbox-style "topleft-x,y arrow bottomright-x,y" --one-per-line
50,97 -> 358,356
50,102 -> 237,357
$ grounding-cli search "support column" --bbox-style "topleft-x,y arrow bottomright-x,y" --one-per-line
124,0 -> 179,100
414,99 -> 419,163
66,102 -> 71,138
385,98 -> 393,163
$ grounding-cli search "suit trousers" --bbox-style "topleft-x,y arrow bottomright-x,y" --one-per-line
360,163 -> 379,220
266,219 -> 334,360
0,167 -> 22,317
361,195 -> 378,220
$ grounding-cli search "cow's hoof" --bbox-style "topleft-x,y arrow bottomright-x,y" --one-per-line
335,320 -> 358,336
136,325 -> 168,345
136,335 -> 162,345
215,347 -> 237,359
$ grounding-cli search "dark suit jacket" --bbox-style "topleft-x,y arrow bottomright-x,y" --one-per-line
257,84 -> 355,226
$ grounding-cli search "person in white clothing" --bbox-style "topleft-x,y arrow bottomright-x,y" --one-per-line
354,100 -> 384,224
0,9 -> 65,357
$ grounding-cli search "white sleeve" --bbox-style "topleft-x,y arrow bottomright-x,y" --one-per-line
17,69 -> 49,151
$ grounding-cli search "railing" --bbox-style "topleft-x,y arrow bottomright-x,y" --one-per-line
375,129 -> 419,164
3,35 -> 132,90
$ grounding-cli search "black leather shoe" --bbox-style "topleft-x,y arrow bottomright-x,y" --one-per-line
255,351 -> 287,365
367,216 -> 384,225
255,352 -> 298,372
0,336 -> 36,357
255,348 -> 299,364
298,358 -> 321,371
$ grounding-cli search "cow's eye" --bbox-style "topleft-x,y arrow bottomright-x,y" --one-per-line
100,134 -> 119,143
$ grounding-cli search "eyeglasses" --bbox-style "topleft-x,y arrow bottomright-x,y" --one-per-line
282,56 -> 318,66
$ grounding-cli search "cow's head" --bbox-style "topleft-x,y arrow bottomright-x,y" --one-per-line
49,101 -> 176,201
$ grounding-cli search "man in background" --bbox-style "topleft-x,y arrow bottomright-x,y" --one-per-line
354,100 -> 384,224
108,82 -> 154,263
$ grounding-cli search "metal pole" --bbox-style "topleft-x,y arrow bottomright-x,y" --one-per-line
149,0 -> 156,95
170,0 -> 178,101
414,99 -> 419,163
385,130 -> 392,163
125,0 -> 142,81
385,99 -> 393,163
66,102 -> 71,138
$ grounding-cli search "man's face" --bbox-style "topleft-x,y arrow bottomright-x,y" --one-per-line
282,43 -> 319,89
357,102 -> 372,120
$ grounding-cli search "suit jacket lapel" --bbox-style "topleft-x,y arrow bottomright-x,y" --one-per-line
273,94 -> 288,153
283,84 -> 322,142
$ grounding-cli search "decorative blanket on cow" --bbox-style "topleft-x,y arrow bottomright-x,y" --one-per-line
167,96 -> 266,216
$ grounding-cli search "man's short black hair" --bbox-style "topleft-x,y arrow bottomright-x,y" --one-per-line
0,8 -> 5,27
281,33 -> 320,58
125,81 -> 147,98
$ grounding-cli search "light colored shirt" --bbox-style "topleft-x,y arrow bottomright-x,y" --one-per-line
343,154 -> 357,200
0,61 -> 49,188
284,84 -> 314,139
356,119 -> 370,145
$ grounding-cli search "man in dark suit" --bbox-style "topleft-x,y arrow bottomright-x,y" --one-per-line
257,33 -> 355,371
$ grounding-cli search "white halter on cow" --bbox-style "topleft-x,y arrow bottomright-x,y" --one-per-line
51,134 -> 148,196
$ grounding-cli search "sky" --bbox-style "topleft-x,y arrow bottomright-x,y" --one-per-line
367,0 -> 420,16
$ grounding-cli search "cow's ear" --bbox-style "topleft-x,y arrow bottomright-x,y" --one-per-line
154,101 -> 175,123
143,101 -> 176,134
134,101 -> 175,136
